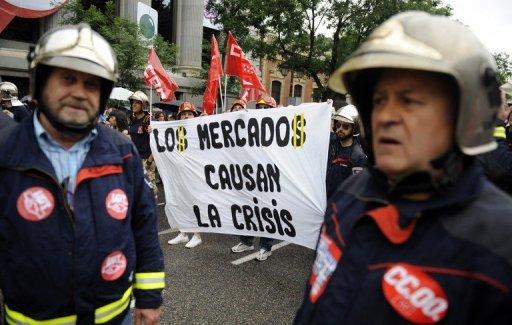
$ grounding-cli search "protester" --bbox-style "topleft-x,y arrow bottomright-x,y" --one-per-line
0,23 -> 164,324
230,99 -> 246,112
326,104 -> 368,198
231,94 -> 275,261
155,111 -> 166,121
108,108 -> 130,137
255,94 -> 277,109
0,81 -> 31,122
168,112 -> 177,121
295,11 -> 512,323
478,86 -> 512,194
167,101 -> 204,248
128,90 -> 158,199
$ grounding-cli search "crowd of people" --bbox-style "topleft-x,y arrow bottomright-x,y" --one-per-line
1,9 -> 512,324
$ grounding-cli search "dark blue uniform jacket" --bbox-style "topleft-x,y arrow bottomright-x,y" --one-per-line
296,163 -> 512,324
0,117 -> 165,324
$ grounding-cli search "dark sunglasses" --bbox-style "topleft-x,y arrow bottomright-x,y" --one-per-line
335,121 -> 352,130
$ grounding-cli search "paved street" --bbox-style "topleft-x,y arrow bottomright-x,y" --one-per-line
155,199 -> 316,324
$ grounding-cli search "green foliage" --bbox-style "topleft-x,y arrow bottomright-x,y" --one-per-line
61,0 -> 176,89
207,0 -> 452,100
494,52 -> 512,85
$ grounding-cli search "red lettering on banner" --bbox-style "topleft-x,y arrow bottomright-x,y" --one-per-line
382,264 -> 448,323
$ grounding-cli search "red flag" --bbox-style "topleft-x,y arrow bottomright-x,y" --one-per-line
225,32 -> 266,92
240,88 -> 264,102
203,35 -> 223,115
144,48 -> 179,102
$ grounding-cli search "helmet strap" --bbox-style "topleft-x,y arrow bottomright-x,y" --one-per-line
37,104 -> 97,137
377,148 -> 465,197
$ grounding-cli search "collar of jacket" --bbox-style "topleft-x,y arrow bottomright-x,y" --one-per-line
342,163 -> 484,227
0,117 -> 125,178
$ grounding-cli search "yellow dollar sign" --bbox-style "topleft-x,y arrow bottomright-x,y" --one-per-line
177,125 -> 187,152
292,113 -> 306,148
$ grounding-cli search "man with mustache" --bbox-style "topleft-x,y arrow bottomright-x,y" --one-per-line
128,90 -> 159,201
326,103 -> 367,199
295,11 -> 512,324
0,24 -> 164,324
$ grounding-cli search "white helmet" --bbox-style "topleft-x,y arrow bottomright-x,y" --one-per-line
129,91 -> 150,111
28,23 -> 118,134
0,82 -> 23,106
332,107 -> 355,124
329,11 -> 501,156
0,82 -> 18,101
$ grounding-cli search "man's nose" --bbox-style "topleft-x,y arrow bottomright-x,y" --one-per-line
70,81 -> 88,99
374,97 -> 401,127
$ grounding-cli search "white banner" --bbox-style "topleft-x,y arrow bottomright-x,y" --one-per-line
150,103 -> 331,249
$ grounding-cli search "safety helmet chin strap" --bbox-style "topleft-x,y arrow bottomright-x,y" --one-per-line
374,148 -> 466,197
38,104 -> 98,137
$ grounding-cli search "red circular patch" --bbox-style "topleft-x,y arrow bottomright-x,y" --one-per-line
382,263 -> 448,324
16,187 -> 55,222
105,189 -> 129,220
101,251 -> 127,281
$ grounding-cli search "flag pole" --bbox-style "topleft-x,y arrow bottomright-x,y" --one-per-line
149,85 -> 153,123
223,75 -> 228,111
218,76 -> 224,113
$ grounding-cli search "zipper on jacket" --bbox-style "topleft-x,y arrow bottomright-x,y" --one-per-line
9,166 -> 78,311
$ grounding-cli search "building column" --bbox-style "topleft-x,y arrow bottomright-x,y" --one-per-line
118,0 -> 152,22
174,0 -> 203,77
40,10 -> 65,34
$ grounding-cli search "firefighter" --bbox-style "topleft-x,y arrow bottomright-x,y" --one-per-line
295,11 -> 512,324
231,96 -> 276,260
0,24 -> 165,324
255,94 -> 277,109
230,99 -> 247,112
128,90 -> 159,200
0,81 -> 31,121
326,104 -> 367,199
167,101 -> 204,249
478,87 -> 512,194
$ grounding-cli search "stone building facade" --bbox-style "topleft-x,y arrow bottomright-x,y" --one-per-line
0,0 -> 316,109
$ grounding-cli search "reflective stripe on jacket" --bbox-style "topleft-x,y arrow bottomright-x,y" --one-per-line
0,118 -> 165,324
296,164 -> 512,324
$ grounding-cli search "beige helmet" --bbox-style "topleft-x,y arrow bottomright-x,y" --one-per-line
328,11 -> 501,156
129,91 -> 150,111
28,23 -> 118,133
0,82 -> 18,101
332,107 -> 355,124
29,23 -> 118,113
